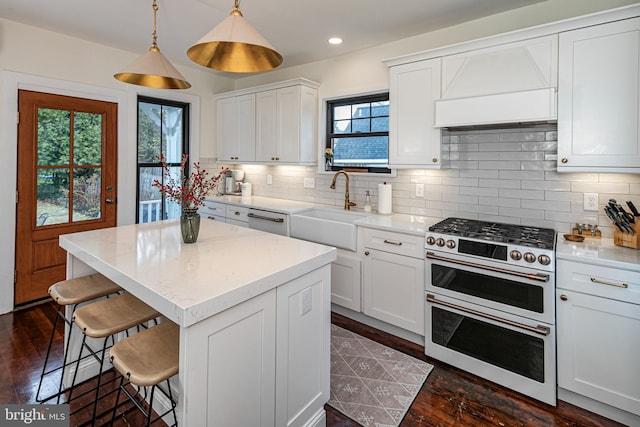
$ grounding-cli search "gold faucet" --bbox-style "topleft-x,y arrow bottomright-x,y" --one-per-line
330,171 -> 357,210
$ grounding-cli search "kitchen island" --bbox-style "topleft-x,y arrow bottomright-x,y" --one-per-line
59,219 -> 337,427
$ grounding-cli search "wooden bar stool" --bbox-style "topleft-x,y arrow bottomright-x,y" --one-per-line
69,292 -> 160,425
109,320 -> 179,427
36,273 -> 122,404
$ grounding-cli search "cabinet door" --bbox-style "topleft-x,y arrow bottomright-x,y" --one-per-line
556,289 -> 640,416
256,90 -> 278,162
388,58 -> 443,168
331,250 -> 361,312
235,93 -> 256,162
558,17 -> 640,172
363,249 -> 424,334
276,86 -> 301,162
216,97 -> 235,162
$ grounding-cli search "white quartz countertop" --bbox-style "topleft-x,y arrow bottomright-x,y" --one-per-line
556,233 -> 640,272
59,220 -> 336,327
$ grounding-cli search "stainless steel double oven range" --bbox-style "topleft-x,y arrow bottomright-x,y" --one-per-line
424,218 -> 556,405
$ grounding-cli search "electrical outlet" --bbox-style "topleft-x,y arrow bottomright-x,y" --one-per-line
304,178 -> 315,188
416,183 -> 424,198
266,174 -> 273,185
584,193 -> 598,211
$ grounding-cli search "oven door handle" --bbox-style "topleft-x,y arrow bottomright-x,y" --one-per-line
426,294 -> 551,336
426,251 -> 549,282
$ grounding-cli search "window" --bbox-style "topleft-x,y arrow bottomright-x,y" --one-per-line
326,93 -> 390,174
136,96 -> 189,223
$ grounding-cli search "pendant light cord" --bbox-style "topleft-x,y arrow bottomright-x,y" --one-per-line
151,0 -> 159,50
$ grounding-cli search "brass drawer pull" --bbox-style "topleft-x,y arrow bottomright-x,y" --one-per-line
590,277 -> 628,289
383,239 -> 402,246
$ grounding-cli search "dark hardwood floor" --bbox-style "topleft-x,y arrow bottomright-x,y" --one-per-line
0,301 -> 626,427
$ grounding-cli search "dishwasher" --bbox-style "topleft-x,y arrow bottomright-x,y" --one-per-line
247,208 -> 289,236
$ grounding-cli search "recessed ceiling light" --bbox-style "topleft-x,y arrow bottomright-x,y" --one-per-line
328,37 -> 343,45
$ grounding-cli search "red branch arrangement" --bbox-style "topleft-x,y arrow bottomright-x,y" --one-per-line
152,154 -> 228,209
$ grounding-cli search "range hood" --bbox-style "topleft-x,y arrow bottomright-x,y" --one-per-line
434,87 -> 557,128
434,35 -> 558,128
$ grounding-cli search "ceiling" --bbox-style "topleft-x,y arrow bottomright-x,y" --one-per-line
0,0 -> 546,77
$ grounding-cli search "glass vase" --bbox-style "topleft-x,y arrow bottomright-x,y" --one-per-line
180,207 -> 200,244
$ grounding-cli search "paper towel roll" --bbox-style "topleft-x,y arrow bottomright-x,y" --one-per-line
377,183 -> 393,215
241,182 -> 252,197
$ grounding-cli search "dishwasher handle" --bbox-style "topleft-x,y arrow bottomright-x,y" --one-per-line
247,212 -> 284,223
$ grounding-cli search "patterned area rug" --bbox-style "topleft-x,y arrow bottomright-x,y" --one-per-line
329,325 -> 434,426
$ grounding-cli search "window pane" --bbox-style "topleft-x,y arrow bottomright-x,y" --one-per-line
138,166 -> 163,223
333,136 -> 389,167
371,101 -> 389,117
38,108 -> 70,166
74,112 -> 103,165
73,168 -> 102,221
36,168 -> 69,226
334,119 -> 351,134
372,117 -> 389,132
138,102 -> 162,163
163,106 -> 183,164
333,105 -> 351,121
352,103 -> 371,118
352,118 -> 370,133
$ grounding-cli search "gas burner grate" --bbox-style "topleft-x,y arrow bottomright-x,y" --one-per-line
429,218 -> 555,250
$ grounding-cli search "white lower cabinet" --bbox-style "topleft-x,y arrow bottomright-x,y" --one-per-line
224,205 -> 249,227
556,259 -> 640,420
330,249 -> 361,312
362,228 -> 424,335
200,200 -> 226,222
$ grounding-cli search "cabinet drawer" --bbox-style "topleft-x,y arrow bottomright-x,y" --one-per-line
557,260 -> 640,305
362,228 -> 424,258
225,205 -> 249,223
202,201 -> 226,216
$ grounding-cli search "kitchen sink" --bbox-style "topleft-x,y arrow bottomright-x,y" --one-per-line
290,207 -> 367,251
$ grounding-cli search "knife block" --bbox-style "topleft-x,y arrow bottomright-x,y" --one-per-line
613,221 -> 640,249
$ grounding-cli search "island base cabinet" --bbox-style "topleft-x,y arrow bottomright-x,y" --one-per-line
330,249 -> 362,312
556,289 -> 640,417
181,265 -> 331,427
182,289 -> 277,427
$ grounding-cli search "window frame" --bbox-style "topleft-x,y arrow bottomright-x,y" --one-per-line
136,95 -> 190,223
325,92 -> 391,174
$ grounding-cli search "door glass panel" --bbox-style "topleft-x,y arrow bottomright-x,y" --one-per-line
138,166 -> 163,223
36,168 -> 69,226
431,307 -> 545,382
431,264 -> 544,313
37,108 -> 70,166
73,112 -> 103,165
138,102 -> 162,163
162,106 -> 183,164
73,168 -> 102,221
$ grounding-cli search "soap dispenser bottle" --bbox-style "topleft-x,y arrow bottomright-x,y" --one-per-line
364,190 -> 372,213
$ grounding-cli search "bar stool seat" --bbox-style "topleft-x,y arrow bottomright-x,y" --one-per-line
36,273 -> 122,404
69,292 -> 161,425
109,321 -> 179,426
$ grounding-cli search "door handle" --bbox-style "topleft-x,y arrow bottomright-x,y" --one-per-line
105,198 -> 115,204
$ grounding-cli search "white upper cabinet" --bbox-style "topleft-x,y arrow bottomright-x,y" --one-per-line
435,35 -> 558,127
558,17 -> 640,172
216,93 -> 256,163
388,58 -> 445,169
216,79 -> 318,166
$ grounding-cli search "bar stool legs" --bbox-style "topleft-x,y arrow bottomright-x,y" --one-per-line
109,320 -> 179,427
36,274 -> 122,404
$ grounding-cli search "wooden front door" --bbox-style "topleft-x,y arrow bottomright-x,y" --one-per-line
15,90 -> 118,305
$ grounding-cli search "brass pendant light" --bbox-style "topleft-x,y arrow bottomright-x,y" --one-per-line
114,0 -> 191,89
187,0 -> 283,73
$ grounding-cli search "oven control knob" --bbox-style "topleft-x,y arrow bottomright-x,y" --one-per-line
426,236 -> 436,246
538,255 -> 551,265
510,250 -> 522,261
436,238 -> 445,247
523,252 -> 536,263
446,240 -> 456,249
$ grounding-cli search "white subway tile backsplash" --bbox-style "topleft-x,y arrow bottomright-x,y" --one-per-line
207,125 -> 639,234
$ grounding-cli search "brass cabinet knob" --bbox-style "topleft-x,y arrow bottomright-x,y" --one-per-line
561,158 -> 568,164
560,294 -> 568,301
432,158 -> 438,163
364,251 -> 370,256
